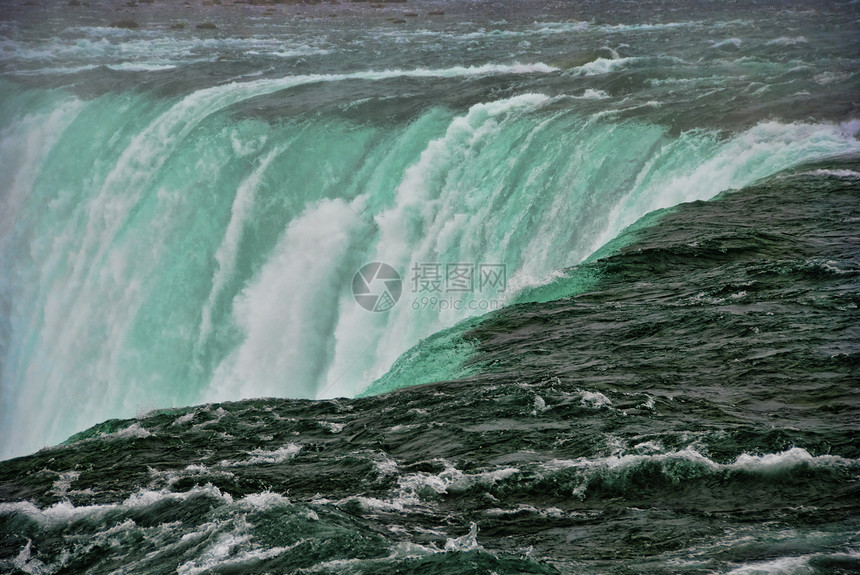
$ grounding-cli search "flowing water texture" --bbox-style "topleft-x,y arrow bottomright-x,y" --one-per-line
0,0 -> 858,572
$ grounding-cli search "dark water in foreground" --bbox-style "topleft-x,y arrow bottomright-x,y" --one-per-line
1,162 -> 858,574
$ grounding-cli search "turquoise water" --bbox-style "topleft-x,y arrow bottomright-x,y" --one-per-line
1,0 -> 857,460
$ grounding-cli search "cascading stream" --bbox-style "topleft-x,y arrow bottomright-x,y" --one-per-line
1,70 -> 858,460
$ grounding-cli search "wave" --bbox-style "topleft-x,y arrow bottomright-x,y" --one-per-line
765,36 -> 808,46
317,447 -> 858,508
566,56 -> 639,76
536,447 -> 858,497
712,38 -> 744,49
0,479 -> 553,574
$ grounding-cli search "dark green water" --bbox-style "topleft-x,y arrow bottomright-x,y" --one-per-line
0,0 -> 858,571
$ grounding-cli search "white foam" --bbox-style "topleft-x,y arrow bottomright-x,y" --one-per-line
343,496 -> 406,513
67,423 -> 154,444
815,71 -> 852,85
444,522 -> 481,552
236,491 -> 292,511
123,484 -> 233,508
105,63 -> 178,72
639,396 -> 657,411
193,407 -> 229,429
801,169 -> 860,178
633,440 -> 662,453
572,88 -> 611,99
0,499 -> 119,524
319,421 -> 346,434
220,443 -> 302,466
765,36 -> 808,46
598,21 -> 702,33
485,504 -> 565,518
172,412 -> 196,426
1,33 -> 330,74
580,390 -> 612,408
177,533 -> 297,575
730,447 -> 853,472
725,554 -> 814,574
712,38 -> 744,49
395,462 -> 520,504
373,455 -> 399,476
543,447 -> 856,482
388,424 -> 421,433
568,57 -> 637,77
12,540 -> 49,575
50,470 -> 81,498
105,423 -> 152,440
158,464 -> 235,487
386,541 -> 440,558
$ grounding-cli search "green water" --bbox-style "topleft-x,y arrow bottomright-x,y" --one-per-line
0,0 -> 858,571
